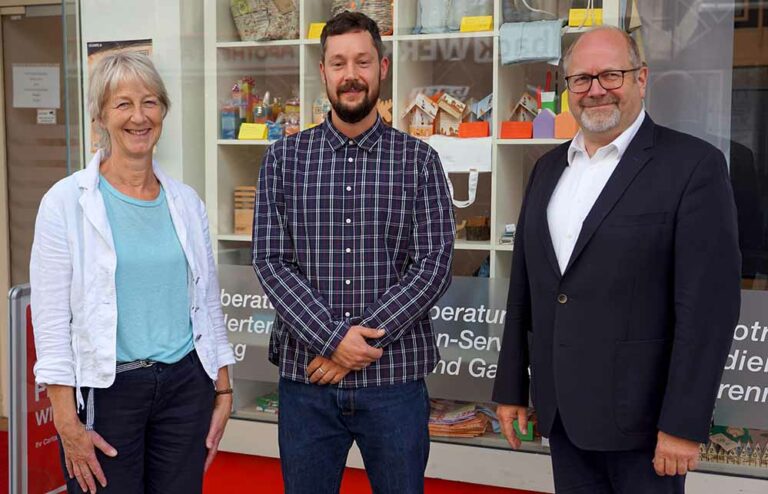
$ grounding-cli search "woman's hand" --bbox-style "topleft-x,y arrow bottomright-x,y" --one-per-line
205,366 -> 233,472
204,393 -> 232,471
58,420 -> 117,493
49,385 -> 116,493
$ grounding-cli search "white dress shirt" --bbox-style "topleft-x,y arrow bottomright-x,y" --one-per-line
547,110 -> 646,273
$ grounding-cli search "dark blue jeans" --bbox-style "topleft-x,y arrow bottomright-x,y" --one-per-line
60,351 -> 215,494
278,377 -> 431,494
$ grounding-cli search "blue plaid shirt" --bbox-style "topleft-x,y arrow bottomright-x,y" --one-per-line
252,116 -> 455,387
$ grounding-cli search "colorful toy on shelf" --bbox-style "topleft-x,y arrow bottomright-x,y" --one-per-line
458,121 -> 489,138
459,93 -> 492,137
555,89 -> 579,139
219,76 -> 301,140
267,121 -> 283,141
436,93 -> 466,137
511,92 -> 538,121
402,93 -> 438,139
533,108 -> 556,139
238,123 -> 268,140
465,93 -> 493,122
500,92 -> 537,139
540,91 -> 556,113
500,121 -> 532,139
220,103 -> 238,139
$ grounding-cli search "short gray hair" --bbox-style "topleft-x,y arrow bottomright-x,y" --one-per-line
88,51 -> 170,156
562,26 -> 643,76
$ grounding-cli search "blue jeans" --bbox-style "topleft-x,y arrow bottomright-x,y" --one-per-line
278,378 -> 431,494
60,351 -> 215,494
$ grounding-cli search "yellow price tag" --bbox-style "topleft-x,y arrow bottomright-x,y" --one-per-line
307,22 -> 326,40
238,123 -> 268,140
460,16 -> 493,33
568,8 -> 603,27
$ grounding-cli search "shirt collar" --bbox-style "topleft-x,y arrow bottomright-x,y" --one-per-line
322,112 -> 384,152
567,108 -> 646,166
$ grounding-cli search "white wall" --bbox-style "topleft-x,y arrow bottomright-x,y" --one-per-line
80,0 -> 205,193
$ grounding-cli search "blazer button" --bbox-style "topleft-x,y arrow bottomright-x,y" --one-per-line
557,294 -> 568,304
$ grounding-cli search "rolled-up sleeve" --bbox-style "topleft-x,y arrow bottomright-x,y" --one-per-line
198,198 -> 236,368
30,192 -> 76,386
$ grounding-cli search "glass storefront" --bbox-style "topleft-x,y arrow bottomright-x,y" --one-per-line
56,0 -> 768,488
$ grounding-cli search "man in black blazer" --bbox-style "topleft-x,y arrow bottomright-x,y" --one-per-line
492,26 -> 741,493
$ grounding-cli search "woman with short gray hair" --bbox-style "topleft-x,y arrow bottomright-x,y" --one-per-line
30,51 -> 235,493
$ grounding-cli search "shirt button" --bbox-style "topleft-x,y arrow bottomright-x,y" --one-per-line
557,294 -> 568,304
345,218 -> 351,224
566,234 -> 573,240
345,312 -> 351,317
345,248 -> 351,253
346,186 -> 352,192
348,140 -> 354,145
348,157 -> 353,163
345,280 -> 351,285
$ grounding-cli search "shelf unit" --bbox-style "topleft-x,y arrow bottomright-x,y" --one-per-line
202,1 -> 768,490
204,0 -> 576,280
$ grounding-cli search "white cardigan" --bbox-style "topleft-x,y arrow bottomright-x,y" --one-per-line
30,151 -> 235,408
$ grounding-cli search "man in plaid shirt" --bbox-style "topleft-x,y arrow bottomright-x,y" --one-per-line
252,11 -> 455,494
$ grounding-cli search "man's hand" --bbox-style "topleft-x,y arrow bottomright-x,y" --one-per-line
653,431 -> 700,476
307,356 -> 351,385
496,404 -> 528,450
331,326 -> 385,370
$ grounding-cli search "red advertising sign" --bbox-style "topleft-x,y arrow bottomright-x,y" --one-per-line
25,305 -> 66,494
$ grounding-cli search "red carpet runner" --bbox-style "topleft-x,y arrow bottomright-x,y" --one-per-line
2,431 -> 534,494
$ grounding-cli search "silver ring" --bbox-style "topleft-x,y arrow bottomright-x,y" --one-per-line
317,367 -> 326,375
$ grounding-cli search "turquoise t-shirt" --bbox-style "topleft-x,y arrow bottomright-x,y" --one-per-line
99,176 -> 194,364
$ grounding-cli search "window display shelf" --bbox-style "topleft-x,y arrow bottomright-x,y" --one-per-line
397,31 -> 496,42
217,139 -> 274,146
203,1 -> 768,490
303,35 -> 394,45
455,240 -> 493,251
496,138 -> 568,146
216,39 -> 302,49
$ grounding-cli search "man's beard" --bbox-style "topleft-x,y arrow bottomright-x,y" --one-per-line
577,96 -> 621,133
329,78 -> 379,124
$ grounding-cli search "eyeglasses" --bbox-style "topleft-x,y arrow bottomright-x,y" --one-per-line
564,67 -> 643,94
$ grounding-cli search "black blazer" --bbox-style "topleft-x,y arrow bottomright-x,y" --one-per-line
492,115 -> 741,451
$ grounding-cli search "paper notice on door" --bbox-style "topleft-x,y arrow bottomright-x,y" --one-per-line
36,109 -> 56,125
12,64 -> 60,109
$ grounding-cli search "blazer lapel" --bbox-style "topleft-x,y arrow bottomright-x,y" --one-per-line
563,115 -> 656,275
535,150 -> 568,278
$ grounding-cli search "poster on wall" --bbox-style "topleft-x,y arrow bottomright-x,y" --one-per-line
86,39 -> 153,153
